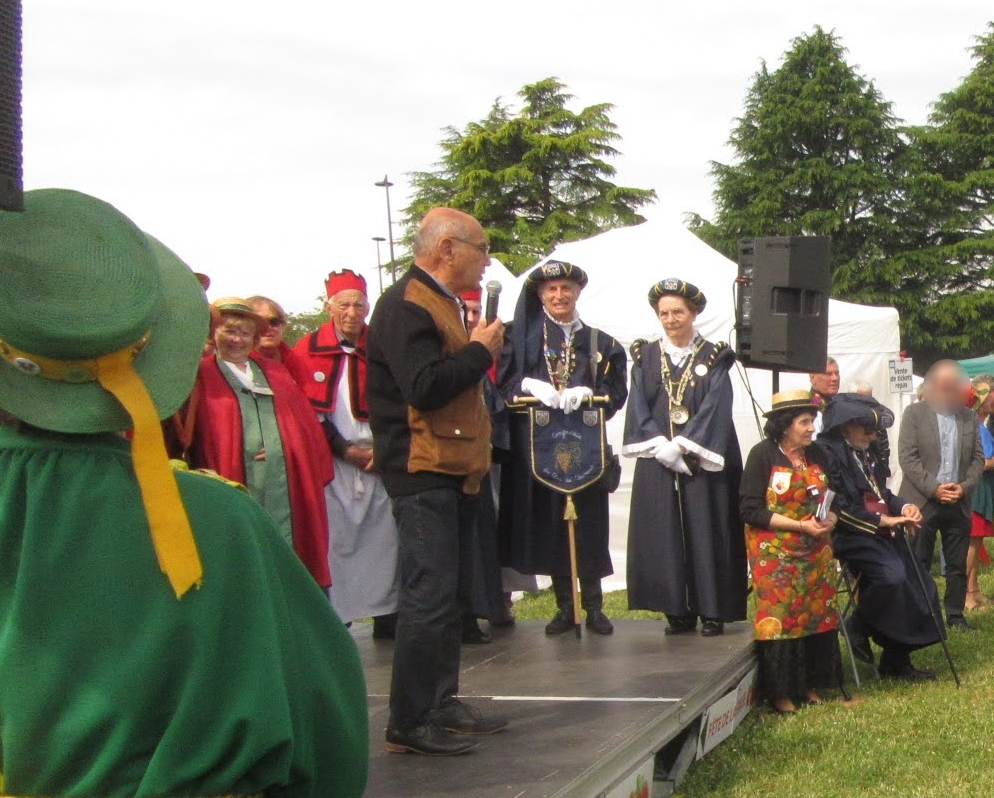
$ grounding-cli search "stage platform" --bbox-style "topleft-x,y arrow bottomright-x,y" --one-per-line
358,620 -> 756,798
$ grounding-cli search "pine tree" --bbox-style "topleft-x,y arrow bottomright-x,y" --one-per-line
688,27 -> 904,303
890,23 -> 994,359
404,78 -> 656,273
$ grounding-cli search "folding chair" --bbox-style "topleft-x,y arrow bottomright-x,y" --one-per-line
834,559 -> 879,688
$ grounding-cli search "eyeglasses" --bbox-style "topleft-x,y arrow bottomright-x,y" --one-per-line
266,316 -> 287,327
452,237 -> 490,256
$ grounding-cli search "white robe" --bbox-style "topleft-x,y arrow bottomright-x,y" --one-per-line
323,352 -> 399,623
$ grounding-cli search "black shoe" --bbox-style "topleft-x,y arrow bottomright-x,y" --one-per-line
462,617 -> 492,644
585,610 -> 614,635
844,617 -> 874,664
490,608 -> 516,628
878,661 -> 938,682
545,610 -> 575,636
432,698 -> 508,735
948,616 -> 973,633
664,617 -> 697,636
372,613 -> 397,640
385,722 -> 479,756
700,619 -> 724,637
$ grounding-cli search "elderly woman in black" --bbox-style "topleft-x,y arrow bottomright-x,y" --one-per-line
820,393 -> 942,681
740,390 -> 842,714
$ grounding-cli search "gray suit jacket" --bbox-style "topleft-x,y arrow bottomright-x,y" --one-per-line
898,400 -> 984,512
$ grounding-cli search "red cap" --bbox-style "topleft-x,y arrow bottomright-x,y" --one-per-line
460,287 -> 482,302
325,269 -> 367,298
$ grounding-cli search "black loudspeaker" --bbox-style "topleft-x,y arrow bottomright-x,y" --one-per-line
0,0 -> 22,212
735,236 -> 831,373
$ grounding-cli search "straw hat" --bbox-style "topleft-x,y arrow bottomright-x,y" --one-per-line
763,389 -> 821,418
212,297 -> 267,335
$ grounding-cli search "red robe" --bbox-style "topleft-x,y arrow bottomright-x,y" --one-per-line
294,323 -> 369,418
190,355 -> 334,588
253,341 -> 311,390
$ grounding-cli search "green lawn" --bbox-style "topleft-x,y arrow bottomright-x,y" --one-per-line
513,569 -> 994,798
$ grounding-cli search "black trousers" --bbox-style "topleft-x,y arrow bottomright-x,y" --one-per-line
552,574 -> 603,612
915,500 -> 970,620
389,487 -> 477,731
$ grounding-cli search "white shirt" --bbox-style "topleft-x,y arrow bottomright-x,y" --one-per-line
222,359 -> 259,392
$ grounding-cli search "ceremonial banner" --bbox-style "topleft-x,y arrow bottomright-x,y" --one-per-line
528,406 -> 606,495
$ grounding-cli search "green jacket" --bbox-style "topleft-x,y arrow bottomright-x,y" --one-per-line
0,426 -> 368,798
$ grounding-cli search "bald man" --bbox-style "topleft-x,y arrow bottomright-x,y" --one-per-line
899,359 -> 985,631
368,207 -> 508,756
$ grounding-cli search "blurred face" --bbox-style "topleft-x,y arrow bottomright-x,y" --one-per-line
326,289 -> 369,340
782,412 -> 816,449
656,295 -> 697,344
844,421 -> 878,452
250,299 -> 287,352
214,315 -> 259,365
539,279 -> 581,323
464,299 -> 483,332
924,363 -> 968,415
810,362 -> 841,397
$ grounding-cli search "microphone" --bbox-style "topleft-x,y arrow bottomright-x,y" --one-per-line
484,280 -> 502,324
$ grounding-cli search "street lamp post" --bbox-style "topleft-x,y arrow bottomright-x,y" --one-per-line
374,175 -> 397,282
371,236 -> 386,295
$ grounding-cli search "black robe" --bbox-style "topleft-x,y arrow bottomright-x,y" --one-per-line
623,337 -> 748,621
497,321 -> 628,579
820,435 -> 944,649
466,379 -> 509,620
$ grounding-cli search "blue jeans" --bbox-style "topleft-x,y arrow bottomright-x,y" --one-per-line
388,487 -> 477,731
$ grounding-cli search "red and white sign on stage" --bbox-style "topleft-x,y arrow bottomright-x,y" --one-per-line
696,667 -> 758,760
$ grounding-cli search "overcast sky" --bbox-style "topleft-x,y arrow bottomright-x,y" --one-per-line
21,0 -> 994,312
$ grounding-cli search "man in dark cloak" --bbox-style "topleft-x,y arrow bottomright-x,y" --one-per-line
497,261 -> 628,635
622,278 -> 748,636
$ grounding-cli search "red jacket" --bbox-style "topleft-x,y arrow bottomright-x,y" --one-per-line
190,355 -> 334,587
253,341 -> 311,389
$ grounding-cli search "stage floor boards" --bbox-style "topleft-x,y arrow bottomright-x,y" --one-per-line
358,619 -> 755,798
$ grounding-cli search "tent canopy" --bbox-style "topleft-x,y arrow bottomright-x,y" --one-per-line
959,354 -> 994,378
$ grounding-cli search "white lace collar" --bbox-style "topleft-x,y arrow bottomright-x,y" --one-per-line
543,308 -> 583,337
661,331 -> 702,368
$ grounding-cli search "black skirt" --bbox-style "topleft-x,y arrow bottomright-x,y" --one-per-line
756,630 -> 843,701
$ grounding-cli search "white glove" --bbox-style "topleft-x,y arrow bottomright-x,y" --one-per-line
653,439 -> 691,474
521,377 -> 560,409
560,386 -> 594,414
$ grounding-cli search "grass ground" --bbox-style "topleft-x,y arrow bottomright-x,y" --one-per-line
512,567 -> 994,798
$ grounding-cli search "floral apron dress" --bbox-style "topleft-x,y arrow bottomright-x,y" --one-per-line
746,455 -> 838,641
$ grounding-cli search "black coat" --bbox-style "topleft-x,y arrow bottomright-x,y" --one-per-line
820,435 -> 943,649
496,320 -> 627,579
622,337 -> 747,620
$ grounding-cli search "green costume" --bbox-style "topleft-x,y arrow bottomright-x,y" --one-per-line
217,358 -> 293,546
0,425 -> 368,798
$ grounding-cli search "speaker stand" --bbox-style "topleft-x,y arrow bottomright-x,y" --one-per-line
772,369 -> 780,394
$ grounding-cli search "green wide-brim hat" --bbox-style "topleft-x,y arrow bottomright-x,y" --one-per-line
0,189 -> 209,434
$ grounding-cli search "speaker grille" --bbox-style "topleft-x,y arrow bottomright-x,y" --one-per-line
0,0 -> 22,212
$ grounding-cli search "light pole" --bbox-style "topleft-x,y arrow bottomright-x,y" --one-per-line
374,175 -> 397,282
372,236 -> 386,295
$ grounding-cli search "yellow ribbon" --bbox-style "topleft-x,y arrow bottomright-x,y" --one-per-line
95,348 -> 202,597
0,334 -> 203,598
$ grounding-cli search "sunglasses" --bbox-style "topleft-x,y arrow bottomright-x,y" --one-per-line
266,316 -> 287,327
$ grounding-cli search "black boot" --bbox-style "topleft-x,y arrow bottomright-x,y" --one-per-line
547,575 -> 578,635
461,614 -> 492,644
844,615 -> 873,664
879,648 -> 936,681
581,578 -> 613,635
700,618 -> 724,637
664,615 -> 697,635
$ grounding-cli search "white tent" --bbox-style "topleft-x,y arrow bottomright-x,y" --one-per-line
521,220 -> 906,588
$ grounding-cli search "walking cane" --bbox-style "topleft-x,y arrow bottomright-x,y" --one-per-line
902,527 -> 960,688
564,495 -> 582,639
